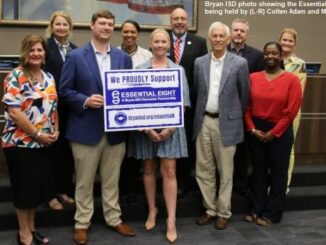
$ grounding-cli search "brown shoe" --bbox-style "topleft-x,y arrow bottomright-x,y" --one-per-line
74,229 -> 88,245
109,223 -> 136,236
196,213 -> 216,226
215,217 -> 229,230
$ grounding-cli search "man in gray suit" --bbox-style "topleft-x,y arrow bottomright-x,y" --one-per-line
193,21 -> 249,230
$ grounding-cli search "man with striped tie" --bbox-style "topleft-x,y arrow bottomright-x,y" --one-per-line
168,7 -> 208,198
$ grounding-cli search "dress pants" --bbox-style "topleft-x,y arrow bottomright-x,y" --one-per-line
53,103 -> 74,196
248,118 -> 293,223
177,107 -> 195,190
195,116 -> 236,219
71,134 -> 125,229
52,135 -> 74,196
233,137 -> 250,193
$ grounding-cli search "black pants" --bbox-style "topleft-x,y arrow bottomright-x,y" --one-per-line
52,136 -> 74,196
52,104 -> 74,196
233,136 -> 250,192
248,118 -> 293,223
177,107 -> 195,190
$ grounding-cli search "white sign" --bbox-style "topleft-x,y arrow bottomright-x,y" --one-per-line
103,68 -> 183,131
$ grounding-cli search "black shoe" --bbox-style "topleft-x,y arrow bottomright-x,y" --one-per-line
32,231 -> 49,244
17,233 -> 38,245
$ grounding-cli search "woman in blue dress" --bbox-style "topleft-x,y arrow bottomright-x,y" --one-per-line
128,28 -> 190,243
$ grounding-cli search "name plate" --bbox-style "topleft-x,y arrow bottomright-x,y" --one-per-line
104,68 -> 183,131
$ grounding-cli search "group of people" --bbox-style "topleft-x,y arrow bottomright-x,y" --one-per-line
1,6 -> 306,245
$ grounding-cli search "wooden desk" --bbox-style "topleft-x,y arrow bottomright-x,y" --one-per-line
295,74 -> 326,164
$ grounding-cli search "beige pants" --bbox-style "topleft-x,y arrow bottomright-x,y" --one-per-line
71,134 -> 125,229
195,116 -> 236,219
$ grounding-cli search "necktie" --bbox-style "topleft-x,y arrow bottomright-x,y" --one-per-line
61,42 -> 71,55
174,38 -> 181,64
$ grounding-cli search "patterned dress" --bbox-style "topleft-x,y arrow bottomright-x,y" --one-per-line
2,68 -> 58,148
1,67 -> 58,208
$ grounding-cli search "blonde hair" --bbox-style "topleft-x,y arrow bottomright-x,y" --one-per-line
45,11 -> 73,39
279,28 -> 298,44
150,28 -> 170,43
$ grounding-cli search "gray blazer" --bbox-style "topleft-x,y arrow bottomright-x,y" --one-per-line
192,52 -> 250,146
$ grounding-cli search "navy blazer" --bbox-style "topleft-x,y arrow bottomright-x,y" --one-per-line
45,37 -> 78,85
45,37 -> 78,132
59,43 -> 132,145
227,43 -> 264,74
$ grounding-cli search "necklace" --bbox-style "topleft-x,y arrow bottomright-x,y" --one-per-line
31,71 -> 43,83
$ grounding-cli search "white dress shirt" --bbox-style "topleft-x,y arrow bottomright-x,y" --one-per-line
205,52 -> 226,113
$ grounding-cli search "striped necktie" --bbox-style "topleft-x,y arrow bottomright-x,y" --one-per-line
174,38 -> 181,64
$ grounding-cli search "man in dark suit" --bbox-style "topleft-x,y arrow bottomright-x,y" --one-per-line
168,7 -> 208,197
59,10 -> 135,245
227,18 -> 264,196
227,18 -> 263,73
193,21 -> 249,230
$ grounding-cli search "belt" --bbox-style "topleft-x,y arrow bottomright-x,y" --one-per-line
204,111 -> 219,118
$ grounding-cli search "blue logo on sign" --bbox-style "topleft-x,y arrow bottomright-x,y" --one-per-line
115,112 -> 127,125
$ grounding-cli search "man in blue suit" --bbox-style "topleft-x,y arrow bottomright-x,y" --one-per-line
59,10 -> 135,245
193,22 -> 249,230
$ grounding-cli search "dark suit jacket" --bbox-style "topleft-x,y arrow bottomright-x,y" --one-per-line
45,37 -> 78,132
45,37 -> 78,85
59,42 -> 132,145
169,32 -> 208,100
227,43 -> 264,74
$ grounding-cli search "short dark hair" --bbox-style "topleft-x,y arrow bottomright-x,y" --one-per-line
263,41 -> 282,54
263,41 -> 284,69
91,10 -> 115,24
121,19 -> 141,33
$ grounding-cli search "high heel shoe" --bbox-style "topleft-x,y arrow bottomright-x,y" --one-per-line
16,233 -> 36,245
56,194 -> 74,204
256,216 -> 272,226
166,219 -> 177,244
145,208 -> 158,231
166,232 -> 177,244
32,231 -> 49,244
244,213 -> 257,223
48,198 -> 64,210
